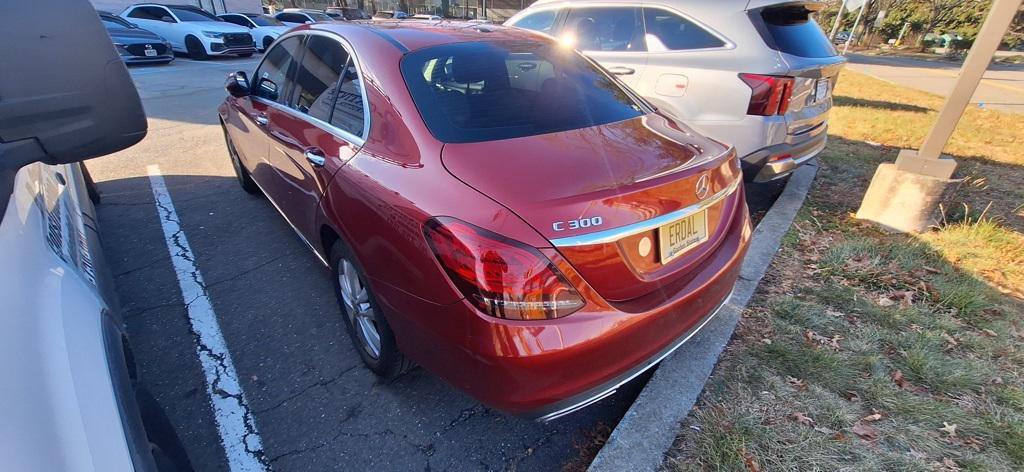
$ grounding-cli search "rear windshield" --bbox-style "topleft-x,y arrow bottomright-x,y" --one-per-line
401,41 -> 646,144
758,6 -> 836,58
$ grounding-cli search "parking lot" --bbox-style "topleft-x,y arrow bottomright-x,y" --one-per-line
85,55 -> 782,471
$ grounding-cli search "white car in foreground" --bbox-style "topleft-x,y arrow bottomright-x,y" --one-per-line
218,12 -> 290,51
121,3 -> 255,59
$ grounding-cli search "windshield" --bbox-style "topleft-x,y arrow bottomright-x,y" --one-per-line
101,16 -> 133,29
306,11 -> 333,21
169,7 -> 220,22
248,14 -> 284,26
401,40 -> 646,144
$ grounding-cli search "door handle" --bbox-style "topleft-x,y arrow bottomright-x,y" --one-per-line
254,114 -> 269,126
304,148 -> 326,167
607,66 -> 635,76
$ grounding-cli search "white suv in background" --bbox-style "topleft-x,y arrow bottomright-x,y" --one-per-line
121,3 -> 255,59
275,8 -> 336,26
507,0 -> 846,182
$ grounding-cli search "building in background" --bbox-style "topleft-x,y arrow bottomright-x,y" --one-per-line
91,0 -> 262,14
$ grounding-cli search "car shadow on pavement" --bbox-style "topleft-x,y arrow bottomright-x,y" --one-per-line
94,173 -> 645,471
832,96 -> 933,113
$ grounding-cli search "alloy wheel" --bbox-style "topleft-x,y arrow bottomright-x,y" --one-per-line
338,259 -> 381,359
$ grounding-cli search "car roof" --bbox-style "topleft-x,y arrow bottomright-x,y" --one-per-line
312,20 -> 547,52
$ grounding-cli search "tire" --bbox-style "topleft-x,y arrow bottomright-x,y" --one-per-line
238,52 -> 253,58
262,36 -> 274,51
221,125 -> 260,194
330,239 -> 414,380
185,35 -> 208,60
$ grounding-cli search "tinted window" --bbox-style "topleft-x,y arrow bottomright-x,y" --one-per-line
248,14 -> 285,26
168,6 -> 220,22
220,14 -> 252,27
759,6 -> 836,58
643,8 -> 724,50
306,12 -> 333,22
510,10 -> 558,35
401,41 -> 645,144
331,59 -> 366,137
291,36 -> 349,122
128,6 -> 171,21
564,7 -> 644,52
254,36 -> 303,104
277,13 -> 306,23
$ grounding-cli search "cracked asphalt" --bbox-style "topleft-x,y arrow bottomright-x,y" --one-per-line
87,54 -> 783,472
85,56 -> 647,471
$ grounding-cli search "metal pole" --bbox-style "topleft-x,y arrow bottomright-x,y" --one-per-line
912,0 -> 1023,164
896,21 -> 910,46
842,0 -> 867,55
829,0 -> 848,40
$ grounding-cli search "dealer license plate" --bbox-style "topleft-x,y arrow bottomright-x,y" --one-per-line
145,48 -> 158,57
815,78 -> 830,102
658,209 -> 709,264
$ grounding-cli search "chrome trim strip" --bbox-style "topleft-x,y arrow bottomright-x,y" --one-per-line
250,29 -> 372,144
549,176 -> 742,248
536,288 -> 734,422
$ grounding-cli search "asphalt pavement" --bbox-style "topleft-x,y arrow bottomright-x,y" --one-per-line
846,53 -> 1024,115
87,54 -> 783,471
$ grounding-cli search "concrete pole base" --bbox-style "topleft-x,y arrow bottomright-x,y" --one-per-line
856,160 -> 960,233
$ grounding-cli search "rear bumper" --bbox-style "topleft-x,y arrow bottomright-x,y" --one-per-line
372,189 -> 752,418
741,125 -> 828,182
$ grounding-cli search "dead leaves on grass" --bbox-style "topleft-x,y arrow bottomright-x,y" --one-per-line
804,330 -> 843,351
850,422 -> 879,441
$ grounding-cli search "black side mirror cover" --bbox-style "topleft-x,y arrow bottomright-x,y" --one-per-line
225,71 -> 251,98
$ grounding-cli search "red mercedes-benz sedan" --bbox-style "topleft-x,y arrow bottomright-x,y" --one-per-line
218,21 -> 751,420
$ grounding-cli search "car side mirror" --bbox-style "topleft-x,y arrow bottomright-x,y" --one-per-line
0,0 -> 146,171
225,71 -> 250,98
305,20 -> 313,24
257,78 -> 278,101
161,15 -> 175,23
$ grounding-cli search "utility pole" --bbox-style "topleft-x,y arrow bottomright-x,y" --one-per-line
830,0 -> 849,40
856,0 -> 1024,233
842,0 -> 868,54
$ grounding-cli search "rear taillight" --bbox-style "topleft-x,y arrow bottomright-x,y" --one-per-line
739,73 -> 795,116
424,217 -> 585,321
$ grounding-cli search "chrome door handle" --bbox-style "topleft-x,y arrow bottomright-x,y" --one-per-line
607,66 -> 635,76
304,149 -> 326,167
255,114 -> 269,126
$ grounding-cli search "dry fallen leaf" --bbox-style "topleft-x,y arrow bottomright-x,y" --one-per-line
878,296 -> 896,307
940,422 -> 958,438
942,332 -> 959,350
891,370 -> 908,389
851,423 -> 879,441
981,328 -> 998,337
844,391 -> 862,402
805,330 -> 843,351
742,448 -> 760,472
792,412 -> 815,427
786,376 -> 808,391
861,413 -> 883,422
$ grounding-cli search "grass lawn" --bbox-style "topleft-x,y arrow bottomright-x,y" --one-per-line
663,69 -> 1024,471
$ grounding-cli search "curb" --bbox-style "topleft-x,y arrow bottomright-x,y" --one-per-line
588,161 -> 820,472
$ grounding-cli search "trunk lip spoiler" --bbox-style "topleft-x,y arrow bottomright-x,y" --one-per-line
549,170 -> 743,248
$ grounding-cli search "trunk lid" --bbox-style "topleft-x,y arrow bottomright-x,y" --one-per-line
441,114 -> 744,302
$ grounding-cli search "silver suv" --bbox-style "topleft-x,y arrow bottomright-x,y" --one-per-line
507,0 -> 845,182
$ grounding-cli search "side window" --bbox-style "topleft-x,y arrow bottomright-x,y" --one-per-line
330,58 -> 366,138
221,15 -> 251,27
511,10 -> 558,35
278,13 -> 301,23
253,36 -> 304,104
564,7 -> 644,52
290,36 -> 350,122
642,8 -> 725,51
128,6 -> 170,21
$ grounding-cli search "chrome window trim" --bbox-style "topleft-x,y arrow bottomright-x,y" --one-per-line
549,174 -> 742,247
251,29 -> 371,145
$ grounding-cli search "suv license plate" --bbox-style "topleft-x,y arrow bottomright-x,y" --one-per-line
815,78 -> 829,102
145,49 -> 158,57
658,209 -> 709,264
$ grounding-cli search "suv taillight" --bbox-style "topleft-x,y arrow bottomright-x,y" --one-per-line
424,217 -> 585,320
739,73 -> 795,116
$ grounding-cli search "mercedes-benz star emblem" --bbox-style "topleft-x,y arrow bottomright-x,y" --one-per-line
695,174 -> 711,200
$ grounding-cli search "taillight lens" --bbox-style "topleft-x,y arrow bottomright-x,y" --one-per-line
424,217 -> 585,321
739,73 -> 795,116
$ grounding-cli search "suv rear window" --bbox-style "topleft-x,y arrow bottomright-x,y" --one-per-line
757,5 -> 836,58
401,41 -> 646,144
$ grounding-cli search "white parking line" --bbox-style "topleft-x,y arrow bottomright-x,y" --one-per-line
146,165 -> 268,471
